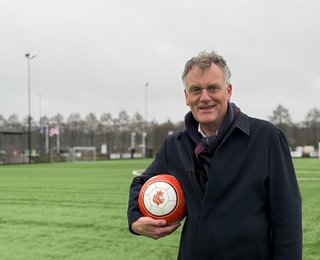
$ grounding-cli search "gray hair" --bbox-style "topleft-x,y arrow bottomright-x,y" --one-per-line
182,51 -> 231,85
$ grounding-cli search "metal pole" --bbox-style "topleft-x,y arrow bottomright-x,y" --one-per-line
25,53 -> 36,163
37,92 -> 42,123
37,92 -> 42,155
144,82 -> 149,158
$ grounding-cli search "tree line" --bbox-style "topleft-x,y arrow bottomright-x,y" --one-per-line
0,105 -> 319,161
268,105 -> 320,149
0,111 -> 184,161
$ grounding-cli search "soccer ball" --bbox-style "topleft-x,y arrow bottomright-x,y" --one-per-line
138,174 -> 186,225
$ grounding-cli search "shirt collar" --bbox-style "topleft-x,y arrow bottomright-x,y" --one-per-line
198,124 -> 207,137
198,124 -> 219,137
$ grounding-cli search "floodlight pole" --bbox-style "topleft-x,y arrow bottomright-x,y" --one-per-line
25,53 -> 36,163
37,91 -> 42,122
37,91 -> 43,155
144,82 -> 149,158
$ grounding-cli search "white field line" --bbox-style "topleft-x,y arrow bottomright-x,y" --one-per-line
297,177 -> 320,181
132,169 -> 144,176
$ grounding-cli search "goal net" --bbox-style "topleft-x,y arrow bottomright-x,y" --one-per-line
70,147 -> 97,162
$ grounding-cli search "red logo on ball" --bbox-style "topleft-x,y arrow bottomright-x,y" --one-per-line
153,190 -> 164,206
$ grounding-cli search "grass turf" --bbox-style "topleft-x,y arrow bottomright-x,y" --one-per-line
0,158 -> 319,259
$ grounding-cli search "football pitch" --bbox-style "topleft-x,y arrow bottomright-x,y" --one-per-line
0,159 -> 319,260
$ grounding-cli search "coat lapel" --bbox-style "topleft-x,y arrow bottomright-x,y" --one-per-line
179,131 -> 205,201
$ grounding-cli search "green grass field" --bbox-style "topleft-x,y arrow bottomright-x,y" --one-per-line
0,158 -> 319,260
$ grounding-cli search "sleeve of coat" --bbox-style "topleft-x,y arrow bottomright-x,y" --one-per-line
269,130 -> 302,259
127,139 -> 169,234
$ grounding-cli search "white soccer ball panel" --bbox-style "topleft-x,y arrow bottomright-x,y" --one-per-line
144,183 -> 156,196
154,181 -> 172,190
162,200 -> 177,215
149,206 -> 164,216
166,186 -> 177,201
143,194 -> 151,211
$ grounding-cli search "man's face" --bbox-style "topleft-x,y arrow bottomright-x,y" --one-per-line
184,63 -> 232,135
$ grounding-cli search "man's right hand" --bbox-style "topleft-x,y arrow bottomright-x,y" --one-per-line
131,217 -> 181,240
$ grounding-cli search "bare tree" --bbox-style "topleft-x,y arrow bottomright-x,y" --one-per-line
269,104 -> 292,134
304,107 -> 320,147
50,114 -> 64,126
114,111 -> 130,153
101,113 -> 113,131
150,119 -> 182,153
0,115 -> 7,128
67,113 -> 82,147
129,112 -> 144,151
85,112 -> 99,146
67,113 -> 82,126
40,116 -> 50,127
3,114 -> 25,153
100,113 -> 113,154
8,114 -> 23,131
130,112 -> 144,133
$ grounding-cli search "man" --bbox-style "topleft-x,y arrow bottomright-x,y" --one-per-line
127,51 -> 302,259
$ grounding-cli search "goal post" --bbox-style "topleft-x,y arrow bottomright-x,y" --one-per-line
70,147 -> 97,162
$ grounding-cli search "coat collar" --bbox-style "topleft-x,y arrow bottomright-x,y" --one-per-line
232,112 -> 250,136
178,111 -> 250,140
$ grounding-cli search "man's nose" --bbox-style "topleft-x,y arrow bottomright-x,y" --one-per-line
199,88 -> 211,101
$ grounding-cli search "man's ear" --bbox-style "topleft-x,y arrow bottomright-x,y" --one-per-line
227,84 -> 233,101
184,89 -> 190,106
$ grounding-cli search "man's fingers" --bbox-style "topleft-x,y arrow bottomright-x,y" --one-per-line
150,222 -> 181,240
149,218 -> 167,227
131,217 -> 181,239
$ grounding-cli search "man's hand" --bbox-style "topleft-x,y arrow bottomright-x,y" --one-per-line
131,217 -> 181,240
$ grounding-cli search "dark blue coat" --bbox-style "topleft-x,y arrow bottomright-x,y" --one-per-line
128,112 -> 302,260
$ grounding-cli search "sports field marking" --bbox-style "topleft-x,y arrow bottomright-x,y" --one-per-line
297,177 -> 320,181
132,169 -> 145,176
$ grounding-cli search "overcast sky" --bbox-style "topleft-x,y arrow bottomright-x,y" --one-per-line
1,0 -> 319,124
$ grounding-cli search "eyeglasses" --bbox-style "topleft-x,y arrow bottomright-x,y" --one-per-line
186,84 -> 224,96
